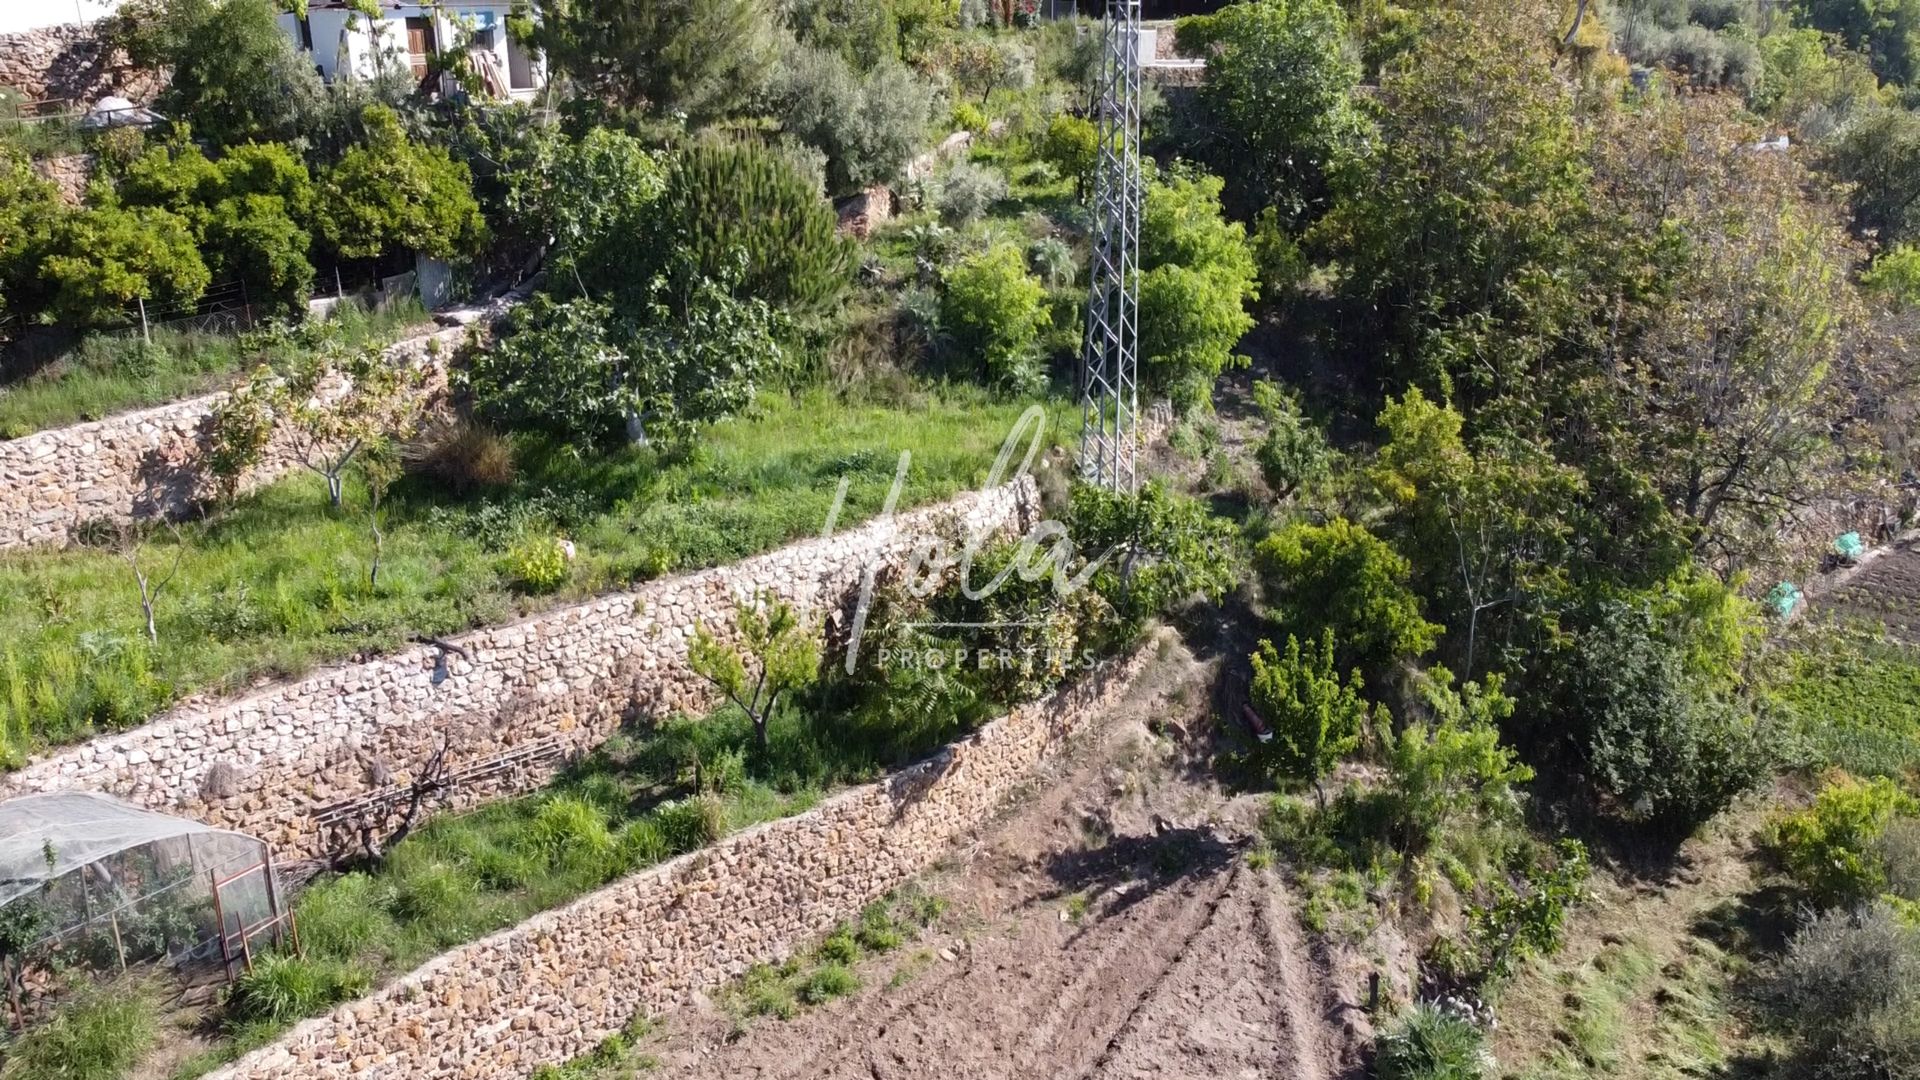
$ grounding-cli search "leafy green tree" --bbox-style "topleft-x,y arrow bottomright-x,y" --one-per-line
466,278 -> 784,451
1825,104 -> 1920,245
525,0 -> 778,123
657,140 -> 855,312
1255,517 -> 1442,671
1041,114 -> 1097,196
507,127 -> 667,300
772,47 -> 937,195
941,244 -> 1049,392
786,0 -> 901,70
262,343 -> 431,508
128,0 -> 326,148
0,148 -> 66,333
1310,5 -> 1592,396
118,136 -> 316,313
1369,388 -> 1584,676
1794,0 -> 1920,85
1750,26 -> 1884,131
1379,668 -> 1532,854
689,596 -> 821,757
316,106 -> 485,262
1138,168 -> 1258,411
464,295 -> 634,449
1249,630 -> 1372,798
41,204 -> 210,327
1178,0 -> 1365,220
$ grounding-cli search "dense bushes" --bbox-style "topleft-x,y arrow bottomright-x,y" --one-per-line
317,106 -> 485,262
1764,901 -> 1920,1080
1545,601 -> 1774,832
1256,517 -> 1441,672
939,244 -> 1049,390
1770,774 -> 1920,908
1248,630 -> 1370,792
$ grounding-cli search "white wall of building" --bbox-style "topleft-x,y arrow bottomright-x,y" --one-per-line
277,3 -> 543,94
0,0 -> 124,37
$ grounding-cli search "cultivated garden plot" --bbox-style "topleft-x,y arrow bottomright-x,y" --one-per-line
8,0 -> 1920,1079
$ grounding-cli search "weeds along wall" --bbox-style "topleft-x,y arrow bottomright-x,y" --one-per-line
205,641 -> 1151,1080
0,479 -> 1041,858
0,320 -> 472,551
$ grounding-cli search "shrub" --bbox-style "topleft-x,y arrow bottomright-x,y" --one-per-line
404,419 -> 516,494
1027,236 -> 1076,289
1765,901 -> 1920,1080
1377,669 -> 1531,855
1550,602 -> 1775,832
508,535 -> 571,594
463,296 -> 631,451
952,101 -> 990,135
226,953 -> 371,1025
41,203 -> 211,327
659,140 -> 855,312
940,243 -> 1048,391
1255,517 -> 1440,670
1251,380 -> 1334,499
797,962 -> 860,1004
0,984 -> 157,1080
1066,480 -> 1239,624
817,926 -> 861,964
936,161 -> 1010,224
855,902 -> 904,952
651,795 -> 727,854
1374,1003 -> 1490,1080
1863,245 -> 1920,308
1771,774 -> 1920,908
1249,630 -> 1370,793
507,126 -> 666,302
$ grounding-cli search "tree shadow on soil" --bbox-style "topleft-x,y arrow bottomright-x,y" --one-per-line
1038,824 -> 1243,925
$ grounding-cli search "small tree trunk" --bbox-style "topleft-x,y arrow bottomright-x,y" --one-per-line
327,471 -> 346,508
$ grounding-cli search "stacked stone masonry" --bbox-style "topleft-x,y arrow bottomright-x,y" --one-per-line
204,644 -> 1151,1080
0,322 -> 469,551
0,479 -> 1041,858
0,21 -> 162,107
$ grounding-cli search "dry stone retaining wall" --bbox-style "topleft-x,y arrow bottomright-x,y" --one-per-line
0,478 -> 1041,858
0,21 -> 161,106
0,322 -> 468,551
206,643 -> 1150,1080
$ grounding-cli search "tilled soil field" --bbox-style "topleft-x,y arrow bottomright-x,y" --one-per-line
1812,533 -> 1920,639
637,637 -> 1363,1080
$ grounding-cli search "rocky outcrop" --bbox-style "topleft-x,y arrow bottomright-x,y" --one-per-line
203,643 -> 1150,1080
834,184 -> 894,238
0,478 -> 1041,859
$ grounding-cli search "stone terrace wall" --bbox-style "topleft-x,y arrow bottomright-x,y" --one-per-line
0,322 -> 467,551
0,479 -> 1041,858
0,21 -> 162,106
207,643 -> 1150,1080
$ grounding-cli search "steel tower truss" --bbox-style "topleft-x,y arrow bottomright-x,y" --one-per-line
1079,0 -> 1143,494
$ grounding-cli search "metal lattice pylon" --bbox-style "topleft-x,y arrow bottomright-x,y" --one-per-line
1079,0 -> 1143,494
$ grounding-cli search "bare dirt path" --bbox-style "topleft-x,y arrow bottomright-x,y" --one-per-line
640,638 -> 1362,1080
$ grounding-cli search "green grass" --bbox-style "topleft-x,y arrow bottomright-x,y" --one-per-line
0,983 -> 157,1080
1504,937 -> 1734,1080
1775,629 -> 1920,781
0,298 -> 432,439
0,385 -> 1069,766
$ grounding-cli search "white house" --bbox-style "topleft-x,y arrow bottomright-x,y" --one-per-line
276,1 -> 545,100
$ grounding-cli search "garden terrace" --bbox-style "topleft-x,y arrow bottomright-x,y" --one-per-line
0,386 -> 1064,772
